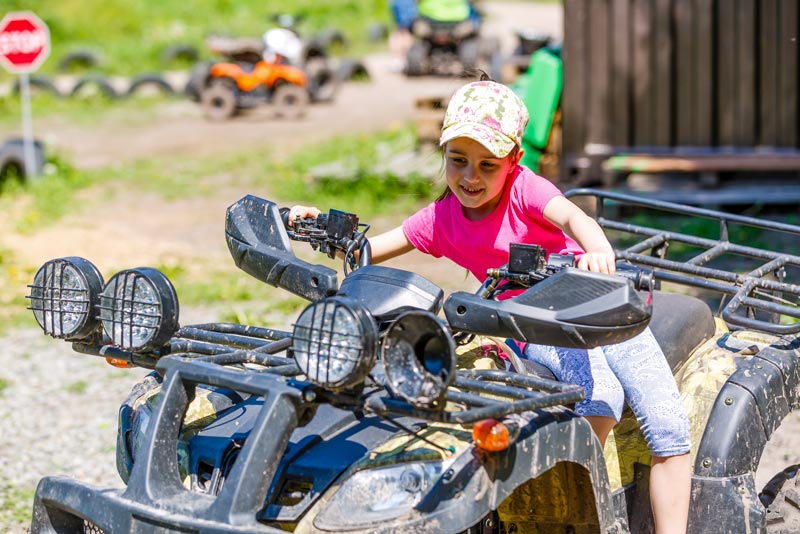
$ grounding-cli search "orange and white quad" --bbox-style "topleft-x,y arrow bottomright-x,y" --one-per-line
200,29 -> 310,121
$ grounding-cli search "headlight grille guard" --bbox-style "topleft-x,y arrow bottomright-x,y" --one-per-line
72,320 -> 584,424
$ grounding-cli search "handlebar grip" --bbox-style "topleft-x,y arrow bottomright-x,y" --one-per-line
279,207 -> 291,229
615,263 -> 657,292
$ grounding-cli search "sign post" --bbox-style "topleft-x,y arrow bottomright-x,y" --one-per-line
0,11 -> 50,179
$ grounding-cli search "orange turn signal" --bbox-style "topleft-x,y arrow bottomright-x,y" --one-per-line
472,418 -> 510,452
106,357 -> 135,368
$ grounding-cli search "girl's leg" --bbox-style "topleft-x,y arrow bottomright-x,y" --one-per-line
650,453 -> 692,534
584,416 -> 616,448
523,343 -> 625,447
602,328 -> 691,534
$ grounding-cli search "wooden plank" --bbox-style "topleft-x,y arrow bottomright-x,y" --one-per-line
777,0 -> 799,147
632,0 -> 654,146
561,0 -> 588,154
735,0 -> 757,146
603,153 -> 800,173
610,0 -> 631,147
760,0 -> 779,147
586,0 -> 611,146
653,0 -> 673,146
674,0 -> 696,146
716,0 -> 737,146
694,0 -> 714,146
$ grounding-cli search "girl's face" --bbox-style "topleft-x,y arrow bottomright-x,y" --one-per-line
444,137 -> 521,220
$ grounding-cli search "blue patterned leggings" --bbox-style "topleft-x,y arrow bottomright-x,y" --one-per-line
523,327 -> 691,457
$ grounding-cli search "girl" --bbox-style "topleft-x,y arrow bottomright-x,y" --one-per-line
289,79 -> 691,534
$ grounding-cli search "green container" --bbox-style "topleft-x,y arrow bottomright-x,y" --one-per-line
515,49 -> 563,171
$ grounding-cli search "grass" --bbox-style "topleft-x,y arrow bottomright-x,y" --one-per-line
2,125 -> 431,235
0,124 -> 436,333
65,380 -> 89,394
0,482 -> 36,532
0,0 -> 392,78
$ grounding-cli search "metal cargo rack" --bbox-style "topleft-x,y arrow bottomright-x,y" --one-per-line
566,188 -> 800,334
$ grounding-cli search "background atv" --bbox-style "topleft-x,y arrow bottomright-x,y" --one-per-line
200,58 -> 309,121
192,17 -> 340,119
26,189 -> 800,533
404,8 -> 501,78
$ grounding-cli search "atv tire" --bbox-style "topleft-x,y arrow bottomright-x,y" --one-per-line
405,41 -> 430,77
126,73 -> 176,98
70,75 -> 120,100
12,75 -> 62,97
272,83 -> 308,119
305,58 -> 338,103
760,464 -> 800,533
201,78 -> 239,121
458,37 -> 481,71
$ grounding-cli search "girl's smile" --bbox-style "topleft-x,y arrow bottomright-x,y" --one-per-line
444,137 -> 521,220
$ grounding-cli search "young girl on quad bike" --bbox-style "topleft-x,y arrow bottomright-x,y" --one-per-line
288,79 -> 692,534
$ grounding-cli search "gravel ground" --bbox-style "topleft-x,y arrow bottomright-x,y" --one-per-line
0,328 -> 143,533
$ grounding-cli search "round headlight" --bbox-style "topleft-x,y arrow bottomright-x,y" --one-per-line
28,256 -> 103,339
382,311 -> 456,408
292,297 -> 378,390
27,257 -> 104,339
98,268 -> 179,351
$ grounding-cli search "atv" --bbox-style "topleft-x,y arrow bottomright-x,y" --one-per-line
199,27 -> 311,122
404,3 -> 500,78
26,188 -> 800,533
192,18 -> 340,120
199,58 -> 309,121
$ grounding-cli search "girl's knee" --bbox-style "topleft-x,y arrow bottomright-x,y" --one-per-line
641,414 -> 691,457
581,378 -> 625,420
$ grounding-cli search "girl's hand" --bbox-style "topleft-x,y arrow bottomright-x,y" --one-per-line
286,205 -> 321,227
577,250 -> 616,274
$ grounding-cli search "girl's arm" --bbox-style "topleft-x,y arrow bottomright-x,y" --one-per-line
542,195 -> 616,274
368,225 -> 416,264
286,206 -> 415,264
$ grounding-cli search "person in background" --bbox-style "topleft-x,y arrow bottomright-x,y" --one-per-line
389,0 -> 418,63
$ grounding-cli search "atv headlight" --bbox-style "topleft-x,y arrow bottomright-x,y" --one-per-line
315,460 -> 449,529
382,311 -> 456,408
98,268 -> 179,351
292,297 -> 377,390
27,257 -> 104,339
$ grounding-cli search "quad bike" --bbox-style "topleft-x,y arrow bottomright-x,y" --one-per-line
404,4 -> 500,78
192,20 -> 339,119
199,36 -> 310,122
26,188 -> 800,533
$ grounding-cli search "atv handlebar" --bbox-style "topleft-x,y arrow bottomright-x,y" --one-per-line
280,206 -> 372,271
481,243 -> 657,299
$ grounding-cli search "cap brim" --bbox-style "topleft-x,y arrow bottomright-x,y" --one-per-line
439,122 -> 516,158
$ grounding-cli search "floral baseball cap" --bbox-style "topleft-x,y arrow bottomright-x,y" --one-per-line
439,80 -> 530,158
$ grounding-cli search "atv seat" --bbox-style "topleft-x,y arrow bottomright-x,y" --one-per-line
520,291 -> 716,379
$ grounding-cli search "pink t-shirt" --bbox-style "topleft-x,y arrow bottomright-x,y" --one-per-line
402,166 -> 583,283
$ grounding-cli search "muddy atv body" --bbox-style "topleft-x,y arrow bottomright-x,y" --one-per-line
26,189 -> 800,533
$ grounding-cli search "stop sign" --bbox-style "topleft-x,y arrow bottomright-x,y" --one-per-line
0,11 -> 50,73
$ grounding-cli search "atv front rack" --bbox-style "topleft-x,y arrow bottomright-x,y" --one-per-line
566,188 -> 800,334
74,321 -> 585,424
